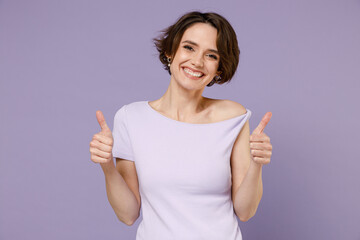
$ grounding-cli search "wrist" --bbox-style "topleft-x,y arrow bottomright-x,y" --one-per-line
250,158 -> 263,169
100,158 -> 116,174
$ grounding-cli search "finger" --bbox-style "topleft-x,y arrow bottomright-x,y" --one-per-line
90,139 -> 112,152
252,157 -> 270,165
250,142 -> 272,151
251,149 -> 272,158
90,147 -> 112,159
96,110 -> 110,131
252,112 -> 272,135
250,134 -> 270,142
90,154 -> 110,164
93,134 -> 113,146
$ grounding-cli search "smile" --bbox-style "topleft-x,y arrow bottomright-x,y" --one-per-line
182,67 -> 204,78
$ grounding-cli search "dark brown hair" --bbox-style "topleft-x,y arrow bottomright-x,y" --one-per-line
153,11 -> 240,87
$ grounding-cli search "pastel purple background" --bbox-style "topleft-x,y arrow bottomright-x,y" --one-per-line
1,0 -> 359,239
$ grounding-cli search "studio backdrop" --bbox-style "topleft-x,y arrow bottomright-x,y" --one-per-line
0,0 -> 359,239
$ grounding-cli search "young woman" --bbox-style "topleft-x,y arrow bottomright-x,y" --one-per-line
90,11 -> 272,240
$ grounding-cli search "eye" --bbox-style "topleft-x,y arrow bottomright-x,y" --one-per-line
183,45 -> 194,51
207,54 -> 218,60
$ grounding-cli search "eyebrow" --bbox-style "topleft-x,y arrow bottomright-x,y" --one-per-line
181,40 -> 219,55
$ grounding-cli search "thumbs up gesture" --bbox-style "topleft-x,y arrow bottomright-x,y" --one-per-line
249,112 -> 273,166
89,110 -> 114,164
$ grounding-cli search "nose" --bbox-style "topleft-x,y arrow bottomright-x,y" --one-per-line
191,52 -> 204,68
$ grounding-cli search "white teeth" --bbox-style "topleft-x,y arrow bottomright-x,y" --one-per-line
184,68 -> 203,77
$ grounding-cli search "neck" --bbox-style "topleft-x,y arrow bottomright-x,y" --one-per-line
155,77 -> 208,120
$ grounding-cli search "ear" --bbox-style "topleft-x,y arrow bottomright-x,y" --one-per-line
216,70 -> 222,76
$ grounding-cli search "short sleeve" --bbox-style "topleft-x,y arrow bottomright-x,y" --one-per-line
244,109 -> 252,123
112,105 -> 135,161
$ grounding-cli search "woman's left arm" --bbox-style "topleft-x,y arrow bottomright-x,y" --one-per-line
231,112 -> 272,222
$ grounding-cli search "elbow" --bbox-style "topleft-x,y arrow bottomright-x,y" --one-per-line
118,211 -> 140,226
128,212 -> 140,226
239,215 -> 252,222
236,209 -> 256,222
120,214 -> 138,226
124,219 -> 135,226
129,212 -> 140,226
235,199 -> 261,222
235,210 -> 250,222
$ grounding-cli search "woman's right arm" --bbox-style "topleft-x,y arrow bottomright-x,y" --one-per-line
90,110 -> 140,226
100,160 -> 140,226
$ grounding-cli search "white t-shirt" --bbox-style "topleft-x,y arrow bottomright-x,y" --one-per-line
112,101 -> 252,240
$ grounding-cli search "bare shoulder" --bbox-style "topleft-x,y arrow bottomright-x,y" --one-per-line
208,98 -> 247,120
219,99 -> 247,116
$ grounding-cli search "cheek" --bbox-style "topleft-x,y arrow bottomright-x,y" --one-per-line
176,50 -> 190,60
209,62 -> 219,73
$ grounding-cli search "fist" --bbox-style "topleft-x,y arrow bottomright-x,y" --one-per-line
250,112 -> 273,166
89,110 -> 114,164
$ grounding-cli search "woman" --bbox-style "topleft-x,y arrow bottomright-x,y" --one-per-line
90,11 -> 272,240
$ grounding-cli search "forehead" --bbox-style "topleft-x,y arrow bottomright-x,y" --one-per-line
181,23 -> 218,49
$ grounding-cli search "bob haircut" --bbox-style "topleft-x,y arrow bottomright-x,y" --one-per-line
153,11 -> 240,87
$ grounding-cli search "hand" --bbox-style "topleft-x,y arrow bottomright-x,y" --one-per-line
89,110 -> 114,164
249,112 -> 273,166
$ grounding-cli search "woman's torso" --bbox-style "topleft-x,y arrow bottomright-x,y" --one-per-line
112,99 -> 251,240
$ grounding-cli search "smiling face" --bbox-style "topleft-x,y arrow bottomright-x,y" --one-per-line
168,23 -> 220,90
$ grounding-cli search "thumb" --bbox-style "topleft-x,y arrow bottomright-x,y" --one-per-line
96,110 -> 110,131
252,112 -> 272,135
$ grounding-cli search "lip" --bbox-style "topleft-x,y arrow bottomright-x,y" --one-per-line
182,66 -> 205,80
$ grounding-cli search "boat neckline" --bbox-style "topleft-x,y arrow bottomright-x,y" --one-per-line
144,100 -> 248,126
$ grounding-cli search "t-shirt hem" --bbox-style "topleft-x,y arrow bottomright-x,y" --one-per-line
112,152 -> 134,161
